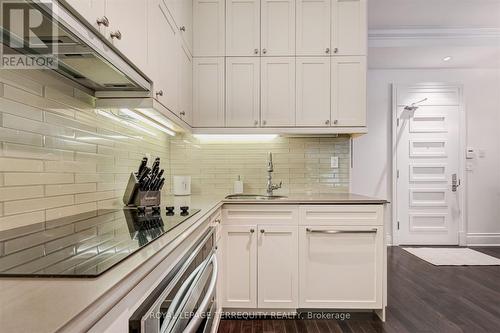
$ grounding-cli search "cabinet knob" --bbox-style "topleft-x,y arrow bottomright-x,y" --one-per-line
260,229 -> 265,233
180,26 -> 186,32
262,120 -> 267,126
215,219 -> 221,224
325,119 -> 330,125
254,48 -> 259,55
110,30 -> 122,40
250,229 -> 255,233
180,111 -> 186,116
254,120 -> 259,126
333,119 -> 338,125
262,48 -> 267,54
333,47 -> 338,54
325,47 -> 330,54
155,90 -> 163,97
96,16 -> 109,27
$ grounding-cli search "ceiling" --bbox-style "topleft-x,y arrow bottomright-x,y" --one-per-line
368,0 -> 500,69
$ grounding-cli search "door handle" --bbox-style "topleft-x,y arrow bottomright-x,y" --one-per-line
306,228 -> 377,234
452,173 -> 460,192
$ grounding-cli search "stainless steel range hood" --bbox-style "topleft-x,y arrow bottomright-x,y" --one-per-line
0,0 -> 151,93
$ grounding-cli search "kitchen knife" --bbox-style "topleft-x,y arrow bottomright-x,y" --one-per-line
137,157 -> 148,176
157,178 -> 165,191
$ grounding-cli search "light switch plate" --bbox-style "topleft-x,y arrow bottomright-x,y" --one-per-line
331,156 -> 339,168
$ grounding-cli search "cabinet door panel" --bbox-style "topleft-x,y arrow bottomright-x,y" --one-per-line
221,225 -> 257,308
331,56 -> 366,127
261,57 -> 295,127
226,0 -> 260,56
299,225 -> 383,308
226,57 -> 260,127
106,0 -> 148,71
66,0 -> 106,30
193,57 -> 225,127
296,0 -> 330,56
194,0 -> 225,56
147,0 -> 179,113
296,57 -> 330,127
258,225 -> 298,308
331,0 -> 367,56
261,0 -> 295,56
178,44 -> 193,124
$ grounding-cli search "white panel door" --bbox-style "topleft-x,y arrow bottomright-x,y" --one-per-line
221,225 -> 257,308
261,0 -> 296,56
178,44 -> 193,124
66,0 -> 106,30
261,57 -> 295,127
296,0 -> 331,56
299,225 -> 383,308
106,0 -> 148,71
193,0 -> 225,56
257,225 -> 298,308
395,85 -> 461,245
226,0 -> 260,56
296,57 -> 331,127
331,0 -> 367,56
331,56 -> 366,126
147,0 -> 179,113
193,57 -> 225,127
226,57 -> 260,127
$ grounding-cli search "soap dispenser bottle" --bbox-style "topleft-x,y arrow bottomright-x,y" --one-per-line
233,175 -> 244,194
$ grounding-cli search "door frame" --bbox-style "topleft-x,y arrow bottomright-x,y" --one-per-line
391,83 -> 467,246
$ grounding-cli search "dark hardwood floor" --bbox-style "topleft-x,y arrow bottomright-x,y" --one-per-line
218,246 -> 500,333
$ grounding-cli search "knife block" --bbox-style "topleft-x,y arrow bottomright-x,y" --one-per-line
123,173 -> 161,207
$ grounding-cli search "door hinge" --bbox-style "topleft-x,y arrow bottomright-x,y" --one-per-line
397,221 -> 400,230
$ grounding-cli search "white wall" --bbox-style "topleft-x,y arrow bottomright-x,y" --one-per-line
352,68 -> 500,245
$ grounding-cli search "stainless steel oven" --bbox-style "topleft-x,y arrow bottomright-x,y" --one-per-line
130,228 -> 217,333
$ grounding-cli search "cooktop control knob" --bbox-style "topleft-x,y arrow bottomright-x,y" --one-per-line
165,206 -> 175,215
152,206 -> 161,214
137,206 -> 146,216
180,206 -> 189,216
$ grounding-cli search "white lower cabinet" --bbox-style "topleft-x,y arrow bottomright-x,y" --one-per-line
258,225 -> 298,308
298,225 -> 383,308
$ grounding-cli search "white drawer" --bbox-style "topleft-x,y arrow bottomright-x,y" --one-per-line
222,205 -> 299,225
299,205 -> 383,226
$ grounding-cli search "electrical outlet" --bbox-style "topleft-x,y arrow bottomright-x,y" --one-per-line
331,156 -> 339,168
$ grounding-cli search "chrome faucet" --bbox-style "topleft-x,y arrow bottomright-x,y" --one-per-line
266,152 -> 282,196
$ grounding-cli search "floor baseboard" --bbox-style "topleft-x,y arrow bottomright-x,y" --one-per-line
466,233 -> 500,246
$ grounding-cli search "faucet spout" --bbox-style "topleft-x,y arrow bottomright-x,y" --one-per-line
266,152 -> 282,196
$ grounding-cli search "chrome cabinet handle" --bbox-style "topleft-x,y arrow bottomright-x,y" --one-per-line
254,48 -> 259,55
180,111 -> 186,116
254,120 -> 259,126
452,173 -> 460,192
110,30 -> 122,40
325,47 -> 330,54
325,120 -> 330,125
155,90 -> 163,97
96,16 -> 109,27
215,219 -> 221,224
262,48 -> 267,54
250,229 -> 255,233
306,228 -> 377,234
180,26 -> 186,32
262,120 -> 267,126
333,47 -> 338,53
333,119 -> 338,125
260,229 -> 265,233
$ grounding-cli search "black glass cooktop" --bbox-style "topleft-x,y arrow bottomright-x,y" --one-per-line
0,207 -> 200,278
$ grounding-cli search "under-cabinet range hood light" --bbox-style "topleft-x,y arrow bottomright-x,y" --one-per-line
96,110 -> 175,137
119,109 -> 176,136
193,134 -> 279,142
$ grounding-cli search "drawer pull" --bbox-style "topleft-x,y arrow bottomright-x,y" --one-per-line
306,228 -> 377,234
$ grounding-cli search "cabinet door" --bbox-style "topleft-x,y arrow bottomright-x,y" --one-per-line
178,44 -> 193,124
296,0 -> 330,56
299,225 -> 383,308
65,0 -> 106,30
261,57 -> 295,127
226,57 -> 260,127
296,57 -> 330,127
193,0 -> 225,56
226,0 -> 260,56
257,225 -> 298,308
221,225 -> 257,308
147,0 -> 179,113
178,0 -> 193,54
261,0 -> 295,56
193,57 -> 225,127
331,0 -> 367,56
106,0 -> 148,71
331,56 -> 366,127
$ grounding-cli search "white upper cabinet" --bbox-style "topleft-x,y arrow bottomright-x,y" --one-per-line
226,0 -> 261,56
193,57 -> 225,127
226,57 -> 260,127
163,0 -> 193,53
296,57 -> 331,127
178,45 -> 193,124
105,0 -> 148,71
193,0 -> 225,56
65,0 -> 106,31
261,57 -> 295,127
261,0 -> 296,56
147,0 -> 179,113
296,0 -> 331,56
331,56 -> 366,127
331,0 -> 367,56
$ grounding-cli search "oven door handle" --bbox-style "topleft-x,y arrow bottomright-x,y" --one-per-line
184,253 -> 218,333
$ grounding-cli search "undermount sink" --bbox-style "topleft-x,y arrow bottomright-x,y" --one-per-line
225,194 -> 288,200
